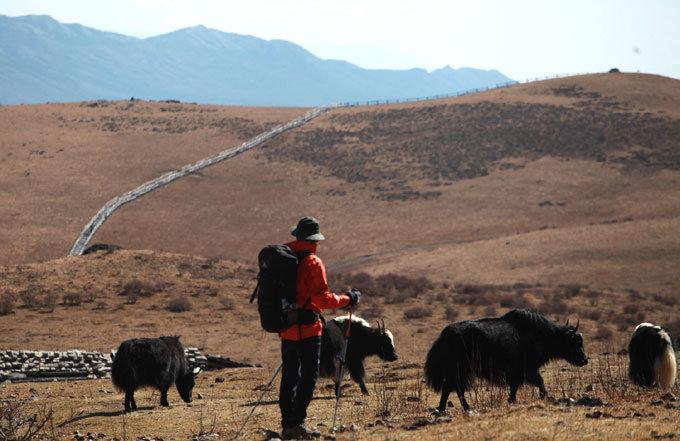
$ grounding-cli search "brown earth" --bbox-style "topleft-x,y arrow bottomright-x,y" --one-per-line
0,250 -> 679,440
1,73 -> 679,297
1,72 -> 680,440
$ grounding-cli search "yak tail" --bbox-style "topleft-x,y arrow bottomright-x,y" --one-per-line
111,348 -> 136,392
425,335 -> 448,392
655,344 -> 677,390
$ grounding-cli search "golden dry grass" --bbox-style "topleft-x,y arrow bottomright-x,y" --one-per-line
2,72 -> 680,440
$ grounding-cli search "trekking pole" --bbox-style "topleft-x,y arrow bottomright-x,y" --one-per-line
234,362 -> 283,439
331,305 -> 353,433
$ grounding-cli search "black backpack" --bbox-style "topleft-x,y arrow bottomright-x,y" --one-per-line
250,244 -> 319,333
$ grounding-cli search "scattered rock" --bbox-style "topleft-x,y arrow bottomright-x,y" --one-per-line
585,411 -> 612,419
556,397 -> 576,406
575,395 -> 603,406
215,377 -> 225,383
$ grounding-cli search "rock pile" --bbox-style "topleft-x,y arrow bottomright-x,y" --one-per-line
0,347 -> 258,383
0,349 -> 112,383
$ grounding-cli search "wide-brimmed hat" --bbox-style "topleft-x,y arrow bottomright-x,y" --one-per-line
291,216 -> 325,241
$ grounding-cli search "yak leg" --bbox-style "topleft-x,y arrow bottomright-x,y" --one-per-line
348,360 -> 369,395
508,380 -> 521,404
124,389 -> 137,412
456,387 -> 470,411
160,387 -> 170,407
530,372 -> 548,398
436,378 -> 453,412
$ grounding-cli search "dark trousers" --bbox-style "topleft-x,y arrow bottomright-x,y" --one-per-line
279,335 -> 321,429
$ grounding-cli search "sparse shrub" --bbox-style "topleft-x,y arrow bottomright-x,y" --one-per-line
94,301 -> 108,310
537,299 -> 568,316
359,301 -> 384,320
594,326 -> 613,340
664,318 -> 680,346
560,284 -> 585,298
457,284 -> 485,295
404,306 -> 432,319
377,273 -> 434,299
120,280 -> 160,298
483,305 -> 497,316
433,292 -> 448,303
385,290 -> 410,304
220,297 -> 234,310
20,289 -> 41,309
0,398 -> 54,441
167,295 -> 192,312
63,292 -> 84,306
43,292 -> 58,312
444,306 -> 459,321
0,295 -> 14,315
329,271 -> 378,295
453,284 -> 495,306
581,309 -> 601,321
612,313 -> 637,331
622,304 -> 637,315
652,294 -> 677,306
499,294 -> 534,310
583,289 -> 603,299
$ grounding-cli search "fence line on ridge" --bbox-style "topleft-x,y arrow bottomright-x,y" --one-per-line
68,72 -> 590,256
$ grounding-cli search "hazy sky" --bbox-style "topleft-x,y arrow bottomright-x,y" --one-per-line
1,0 -> 678,81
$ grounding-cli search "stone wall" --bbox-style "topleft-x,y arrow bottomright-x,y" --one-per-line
0,347 -> 254,383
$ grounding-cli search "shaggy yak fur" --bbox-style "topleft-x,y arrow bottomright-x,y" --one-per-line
628,322 -> 677,390
320,315 -> 398,395
425,309 -> 588,412
112,336 -> 200,411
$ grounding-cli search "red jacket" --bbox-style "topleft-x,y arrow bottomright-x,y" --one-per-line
280,240 -> 350,340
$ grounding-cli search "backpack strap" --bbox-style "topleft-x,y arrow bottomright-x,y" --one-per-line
249,275 -> 260,303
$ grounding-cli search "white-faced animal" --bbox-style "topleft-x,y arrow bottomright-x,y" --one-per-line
320,315 -> 398,395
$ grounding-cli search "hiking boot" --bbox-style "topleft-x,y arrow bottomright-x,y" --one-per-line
282,424 -> 319,440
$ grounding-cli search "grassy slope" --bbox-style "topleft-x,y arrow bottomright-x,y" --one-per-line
1,73 -> 679,440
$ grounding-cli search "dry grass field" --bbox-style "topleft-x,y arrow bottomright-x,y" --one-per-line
1,72 -> 680,440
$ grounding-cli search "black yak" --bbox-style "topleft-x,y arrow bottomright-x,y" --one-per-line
320,315 -> 398,395
425,309 -> 588,412
112,336 -> 200,411
628,322 -> 677,389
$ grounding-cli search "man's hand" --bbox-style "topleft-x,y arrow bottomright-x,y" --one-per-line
347,288 -> 361,306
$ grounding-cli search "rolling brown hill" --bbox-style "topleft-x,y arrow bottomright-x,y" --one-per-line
1,70 -> 680,440
1,72 -> 679,298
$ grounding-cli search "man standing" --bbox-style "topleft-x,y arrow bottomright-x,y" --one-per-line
279,216 -> 360,440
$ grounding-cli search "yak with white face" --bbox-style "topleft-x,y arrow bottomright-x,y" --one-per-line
320,315 -> 398,395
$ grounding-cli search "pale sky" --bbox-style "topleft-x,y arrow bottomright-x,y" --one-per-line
1,0 -> 679,81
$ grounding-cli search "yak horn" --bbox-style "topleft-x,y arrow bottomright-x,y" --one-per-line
575,320 -> 580,331
381,318 -> 385,331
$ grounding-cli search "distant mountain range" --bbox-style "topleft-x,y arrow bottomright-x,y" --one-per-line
0,14 -> 512,106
